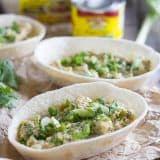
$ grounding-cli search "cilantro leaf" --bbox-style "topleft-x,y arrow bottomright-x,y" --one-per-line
0,60 -> 19,89
0,82 -> 17,108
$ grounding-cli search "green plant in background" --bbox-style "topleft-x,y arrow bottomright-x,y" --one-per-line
136,0 -> 160,43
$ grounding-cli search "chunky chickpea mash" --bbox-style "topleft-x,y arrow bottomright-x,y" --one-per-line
54,52 -> 150,79
0,21 -> 32,46
17,96 -> 135,149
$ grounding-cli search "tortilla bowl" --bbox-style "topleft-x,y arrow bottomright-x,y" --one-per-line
8,82 -> 148,160
0,14 -> 46,59
34,37 -> 160,90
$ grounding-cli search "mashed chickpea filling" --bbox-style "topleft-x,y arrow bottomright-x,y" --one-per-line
54,51 -> 150,79
17,96 -> 135,149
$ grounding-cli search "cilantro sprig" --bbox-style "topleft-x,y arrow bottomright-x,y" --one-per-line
0,59 -> 19,108
0,82 -> 17,108
0,59 -> 19,89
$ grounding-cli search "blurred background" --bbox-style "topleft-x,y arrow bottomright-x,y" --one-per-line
0,0 -> 159,51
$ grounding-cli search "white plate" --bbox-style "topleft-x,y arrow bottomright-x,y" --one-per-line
8,82 -> 148,160
0,14 -> 46,59
33,37 -> 160,90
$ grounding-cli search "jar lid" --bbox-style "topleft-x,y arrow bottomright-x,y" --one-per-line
72,0 -> 125,13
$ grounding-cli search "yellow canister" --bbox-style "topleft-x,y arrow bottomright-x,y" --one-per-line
20,0 -> 71,24
71,0 -> 126,38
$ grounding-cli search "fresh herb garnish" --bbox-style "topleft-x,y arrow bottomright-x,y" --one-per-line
0,59 -> 19,89
0,82 -> 17,108
0,21 -> 20,44
0,59 -> 19,108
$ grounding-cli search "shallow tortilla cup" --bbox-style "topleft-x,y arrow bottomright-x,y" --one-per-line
34,37 -> 160,90
8,82 -> 148,160
0,14 -> 46,59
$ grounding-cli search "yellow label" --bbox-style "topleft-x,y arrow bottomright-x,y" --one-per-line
71,5 -> 125,38
20,0 -> 70,24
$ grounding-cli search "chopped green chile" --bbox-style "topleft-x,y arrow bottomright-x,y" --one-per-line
54,52 -> 151,79
17,96 -> 135,149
